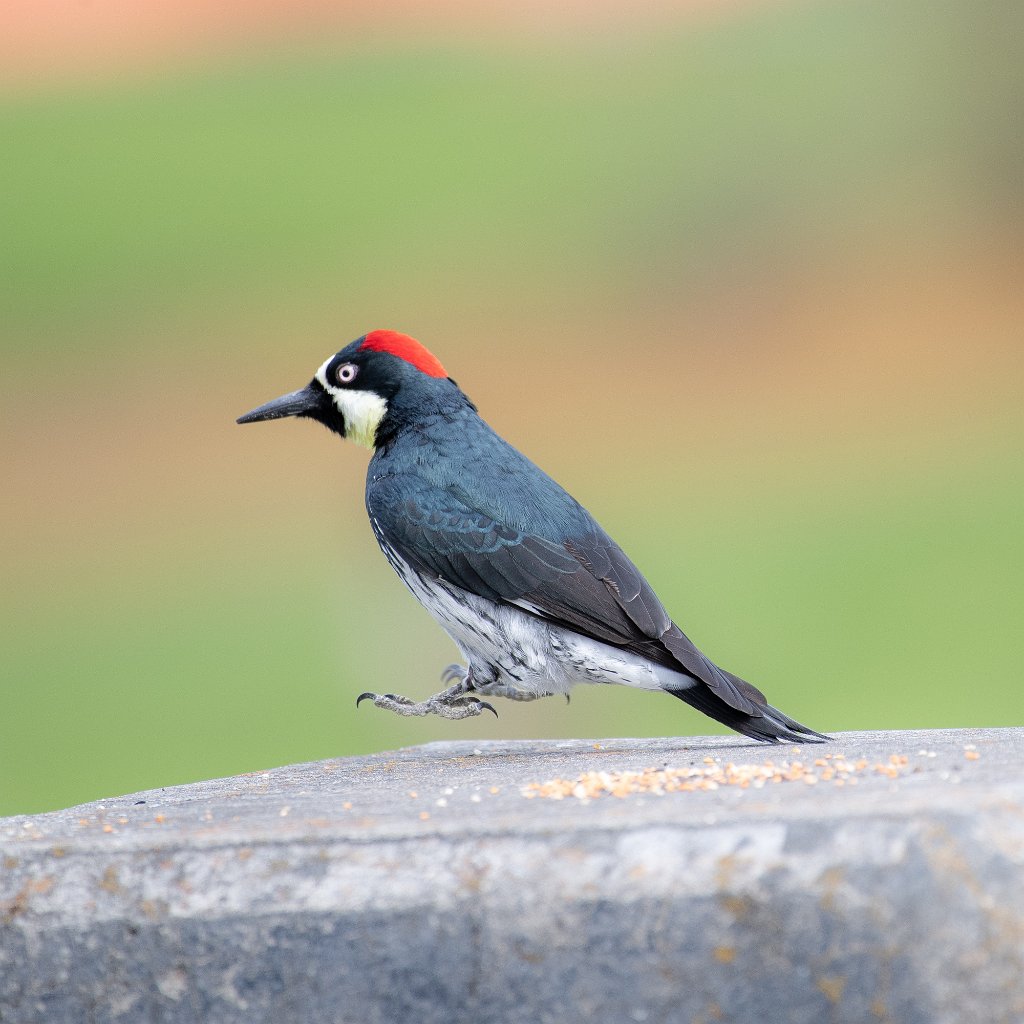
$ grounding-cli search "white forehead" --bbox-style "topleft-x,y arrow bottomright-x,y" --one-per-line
315,354 -> 339,392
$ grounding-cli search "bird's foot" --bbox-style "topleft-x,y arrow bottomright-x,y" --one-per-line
470,682 -> 569,704
356,687 -> 497,720
440,663 -> 468,685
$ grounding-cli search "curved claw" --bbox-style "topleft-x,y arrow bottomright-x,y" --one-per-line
565,694 -> 571,705
355,691 -> 376,708
440,663 -> 466,684
471,697 -> 498,718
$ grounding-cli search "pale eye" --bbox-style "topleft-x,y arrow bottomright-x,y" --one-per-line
336,362 -> 359,386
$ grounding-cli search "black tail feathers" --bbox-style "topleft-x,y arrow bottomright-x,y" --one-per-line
666,678 -> 829,744
657,625 -> 827,743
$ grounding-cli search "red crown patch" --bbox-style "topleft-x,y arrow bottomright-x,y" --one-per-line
360,330 -> 448,378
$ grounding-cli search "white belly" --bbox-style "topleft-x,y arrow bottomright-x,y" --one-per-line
378,540 -> 695,697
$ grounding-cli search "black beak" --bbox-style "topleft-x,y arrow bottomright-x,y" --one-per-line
237,383 -> 324,424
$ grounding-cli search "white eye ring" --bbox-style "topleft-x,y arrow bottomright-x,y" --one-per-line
336,362 -> 358,385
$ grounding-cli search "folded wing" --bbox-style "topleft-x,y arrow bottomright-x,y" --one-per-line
366,473 -> 768,716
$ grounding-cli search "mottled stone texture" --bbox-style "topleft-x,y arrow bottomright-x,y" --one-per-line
2,728 -> 1022,1024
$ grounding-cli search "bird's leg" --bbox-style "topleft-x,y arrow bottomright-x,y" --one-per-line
356,670 -> 497,720
469,681 -> 568,704
444,666 -> 569,703
355,686 -> 496,719
443,665 -> 571,704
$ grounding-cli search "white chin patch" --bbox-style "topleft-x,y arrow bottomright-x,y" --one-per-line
315,358 -> 388,448
332,388 -> 388,449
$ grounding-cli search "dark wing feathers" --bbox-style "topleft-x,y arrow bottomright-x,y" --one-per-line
368,474 -> 760,712
661,627 -> 766,714
370,476 -> 641,644
368,473 -> 829,743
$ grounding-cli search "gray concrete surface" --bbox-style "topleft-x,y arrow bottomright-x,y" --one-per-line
1,727 -> 1022,1024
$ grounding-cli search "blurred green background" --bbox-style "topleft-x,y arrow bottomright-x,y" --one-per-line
2,0 -> 1021,817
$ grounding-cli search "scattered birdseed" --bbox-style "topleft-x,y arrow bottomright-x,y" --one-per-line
521,753 -> 929,801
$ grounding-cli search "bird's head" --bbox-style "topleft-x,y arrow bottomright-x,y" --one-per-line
237,330 -> 456,448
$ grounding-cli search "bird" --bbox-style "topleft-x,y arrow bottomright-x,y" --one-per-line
237,330 -> 827,744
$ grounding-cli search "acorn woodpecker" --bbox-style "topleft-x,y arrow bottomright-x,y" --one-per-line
238,330 -> 827,744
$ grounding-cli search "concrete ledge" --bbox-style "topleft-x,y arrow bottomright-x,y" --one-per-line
2,728 -> 1022,1023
